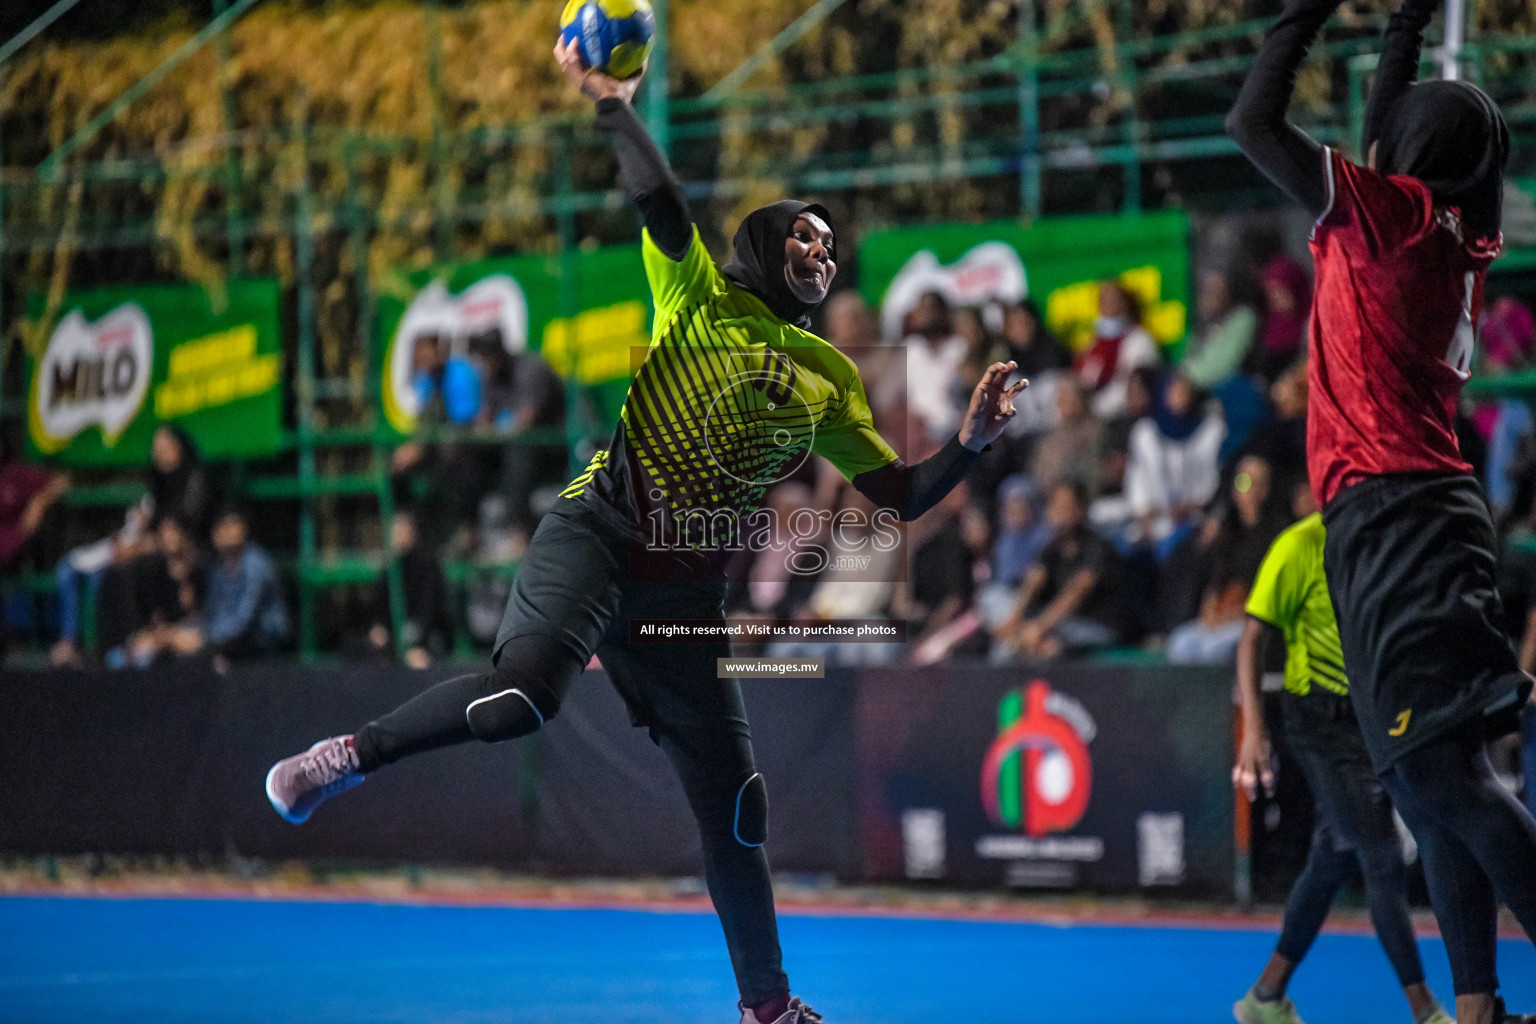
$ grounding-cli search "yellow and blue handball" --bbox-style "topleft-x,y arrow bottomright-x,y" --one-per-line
558,0 -> 655,80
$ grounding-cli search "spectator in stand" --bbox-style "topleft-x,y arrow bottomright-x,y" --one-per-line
824,290 -> 881,353
1240,360 -> 1310,500
824,291 -> 900,410
1166,456 -> 1290,663
51,497 -> 150,667
1000,299 -> 1070,377
51,425 -> 202,665
978,475 -> 1053,632
993,480 -> 1130,660
0,430 -> 67,656
391,333 -> 486,549
1088,367 -> 1157,545
0,431 -> 67,573
1126,372 -> 1226,557
767,492 -> 903,667
828,292 -> 905,432
909,500 -> 996,664
732,481 -> 822,625
1074,280 -> 1161,419
1248,253 -> 1312,382
1181,268 -> 1259,389
479,339 -> 568,536
991,476 -> 1052,588
1030,375 -> 1103,492
203,508 -> 290,662
891,481 -> 973,645
105,514 -> 205,669
93,426 -> 218,657
901,291 -> 969,441
365,509 -> 451,669
411,332 -> 481,426
146,425 -> 215,541
1476,298 -> 1536,525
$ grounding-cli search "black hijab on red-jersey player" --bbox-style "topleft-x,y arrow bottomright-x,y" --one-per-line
721,200 -> 835,330
1375,79 -> 1510,243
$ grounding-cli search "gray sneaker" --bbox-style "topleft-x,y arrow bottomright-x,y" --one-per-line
739,997 -> 824,1024
265,736 -> 365,824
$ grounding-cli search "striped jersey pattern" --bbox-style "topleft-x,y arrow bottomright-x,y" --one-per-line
563,226 -> 896,545
1245,512 -> 1349,697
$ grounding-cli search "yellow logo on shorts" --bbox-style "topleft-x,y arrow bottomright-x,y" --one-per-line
1389,710 -> 1413,737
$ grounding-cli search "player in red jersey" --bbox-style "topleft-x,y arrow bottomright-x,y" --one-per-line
1227,2 -> 1536,1023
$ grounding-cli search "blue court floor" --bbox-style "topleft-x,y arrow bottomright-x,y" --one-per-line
1,895 -> 1532,1024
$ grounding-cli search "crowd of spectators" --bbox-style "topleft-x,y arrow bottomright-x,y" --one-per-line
6,238 -> 1536,698
0,328 -> 568,671
729,243 -> 1536,694
389,328 -> 567,557
32,425 -> 293,672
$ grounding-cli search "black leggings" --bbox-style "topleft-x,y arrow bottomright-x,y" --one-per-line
1275,698 -> 1423,987
1381,725 -> 1536,995
353,504 -> 789,1008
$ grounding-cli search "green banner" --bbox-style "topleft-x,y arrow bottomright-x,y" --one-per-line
376,245 -> 653,435
26,279 -> 284,466
858,211 -> 1191,355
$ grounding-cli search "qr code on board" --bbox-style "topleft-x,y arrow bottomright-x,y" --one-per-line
1137,812 -> 1185,886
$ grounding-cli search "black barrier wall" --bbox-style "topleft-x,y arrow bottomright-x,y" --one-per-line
0,662 -> 1232,896
855,664 -> 1236,893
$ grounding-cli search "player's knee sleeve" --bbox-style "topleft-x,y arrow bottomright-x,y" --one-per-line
465,684 -> 547,743
732,772 -> 769,848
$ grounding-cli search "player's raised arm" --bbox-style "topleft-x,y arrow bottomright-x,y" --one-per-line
554,40 -> 692,261
1362,0 -> 1439,156
1224,0 -> 1343,218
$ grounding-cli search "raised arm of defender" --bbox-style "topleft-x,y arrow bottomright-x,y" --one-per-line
1362,0 -> 1440,157
555,40 -> 692,260
1224,0 -> 1340,218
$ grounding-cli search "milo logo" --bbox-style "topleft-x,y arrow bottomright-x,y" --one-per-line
31,303 -> 152,453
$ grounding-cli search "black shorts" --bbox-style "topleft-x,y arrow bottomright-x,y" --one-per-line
1321,473 -> 1530,771
493,499 -> 741,745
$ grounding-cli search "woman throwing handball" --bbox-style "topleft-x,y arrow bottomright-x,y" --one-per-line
265,40 -> 1025,1024
1228,2 -> 1536,1023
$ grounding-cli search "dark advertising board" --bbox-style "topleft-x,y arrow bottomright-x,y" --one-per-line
855,664 -> 1235,896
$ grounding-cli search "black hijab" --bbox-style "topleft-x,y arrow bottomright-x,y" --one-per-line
149,424 -> 212,538
721,200 -> 835,329
1376,80 -> 1509,243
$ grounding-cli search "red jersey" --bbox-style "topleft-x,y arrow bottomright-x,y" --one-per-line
1307,147 -> 1501,507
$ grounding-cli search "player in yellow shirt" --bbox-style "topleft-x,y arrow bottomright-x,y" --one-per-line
1233,484 -> 1450,1024
264,44 -> 1026,1024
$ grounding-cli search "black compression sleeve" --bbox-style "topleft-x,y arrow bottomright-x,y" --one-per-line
851,436 -> 980,522
1225,0 -> 1339,218
594,97 -> 692,260
1363,0 -> 1437,154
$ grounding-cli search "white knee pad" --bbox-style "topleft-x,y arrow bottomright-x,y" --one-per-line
465,687 -> 545,743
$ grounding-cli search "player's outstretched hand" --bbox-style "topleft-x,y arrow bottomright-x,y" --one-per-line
958,361 -> 1028,452
555,38 -> 645,104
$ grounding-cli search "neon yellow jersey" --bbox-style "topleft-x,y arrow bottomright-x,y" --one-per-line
562,226 -> 898,557
1245,513 -> 1349,697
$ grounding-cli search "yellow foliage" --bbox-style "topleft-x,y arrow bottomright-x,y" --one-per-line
2,0 -> 1530,376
